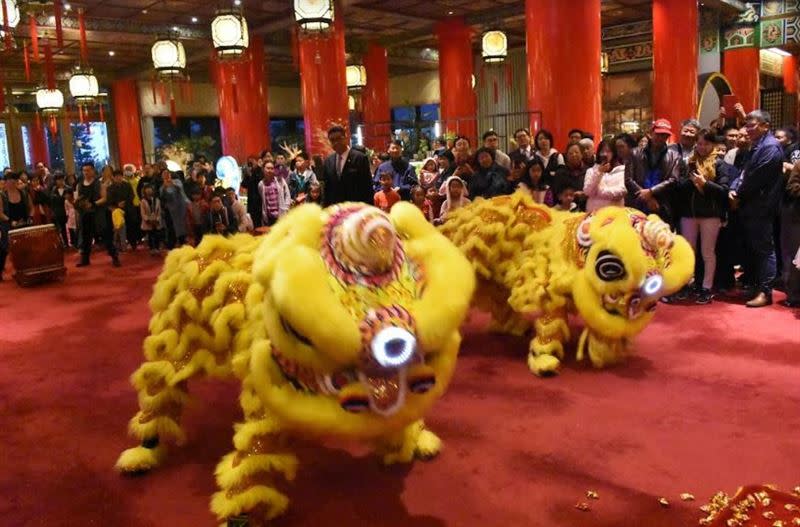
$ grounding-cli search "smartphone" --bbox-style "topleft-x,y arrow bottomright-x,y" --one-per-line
722,94 -> 739,117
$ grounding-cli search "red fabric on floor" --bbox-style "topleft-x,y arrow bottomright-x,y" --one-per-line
0,252 -> 798,526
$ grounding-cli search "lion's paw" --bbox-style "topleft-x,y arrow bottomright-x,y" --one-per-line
211,486 -> 289,523
115,445 -> 166,474
414,429 -> 442,460
527,353 -> 561,377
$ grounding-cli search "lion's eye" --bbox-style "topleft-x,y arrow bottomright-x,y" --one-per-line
281,316 -> 312,346
595,251 -> 626,281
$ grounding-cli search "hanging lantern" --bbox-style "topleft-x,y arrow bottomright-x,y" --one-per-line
151,36 -> 186,78
68,67 -> 98,105
35,86 -> 63,115
481,30 -> 507,64
345,64 -> 366,92
294,0 -> 333,32
211,8 -> 248,59
0,0 -> 20,29
600,51 -> 609,74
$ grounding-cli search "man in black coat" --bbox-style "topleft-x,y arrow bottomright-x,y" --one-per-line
322,126 -> 374,207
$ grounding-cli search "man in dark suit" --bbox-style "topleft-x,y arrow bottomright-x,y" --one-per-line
322,125 -> 374,207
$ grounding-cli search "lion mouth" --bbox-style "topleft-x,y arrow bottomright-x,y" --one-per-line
271,349 -> 435,417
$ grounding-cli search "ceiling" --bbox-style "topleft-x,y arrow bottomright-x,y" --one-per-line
0,0 -> 738,92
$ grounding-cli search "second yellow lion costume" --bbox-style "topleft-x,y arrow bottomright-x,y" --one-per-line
440,191 -> 694,375
115,202 -> 475,524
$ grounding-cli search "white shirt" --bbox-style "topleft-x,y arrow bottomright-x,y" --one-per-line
336,148 -> 351,176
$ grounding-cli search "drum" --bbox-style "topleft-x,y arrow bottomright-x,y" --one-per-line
8,224 -> 66,287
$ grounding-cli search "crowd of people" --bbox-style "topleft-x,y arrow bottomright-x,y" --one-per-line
1,112 -> 799,310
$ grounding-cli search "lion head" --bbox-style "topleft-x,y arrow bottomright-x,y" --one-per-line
247,202 -> 475,438
569,207 -> 694,340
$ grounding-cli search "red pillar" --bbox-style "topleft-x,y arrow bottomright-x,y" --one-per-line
30,115 -> 48,166
111,79 -> 144,167
297,11 -> 349,156
723,48 -> 760,113
653,0 -> 698,139
525,0 -> 601,151
362,42 -> 390,151
783,54 -> 797,94
211,35 -> 270,162
435,18 -> 477,146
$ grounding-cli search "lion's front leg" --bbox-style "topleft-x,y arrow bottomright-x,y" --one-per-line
211,387 -> 298,525
374,420 -> 442,466
528,309 -> 570,376
577,328 -> 630,368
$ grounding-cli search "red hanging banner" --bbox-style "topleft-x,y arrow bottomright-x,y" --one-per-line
23,41 -> 31,81
30,15 -> 40,62
78,104 -> 85,123
169,95 -> 177,125
78,8 -> 88,64
44,39 -> 56,89
158,82 -> 166,105
290,25 -> 299,72
54,0 -> 64,48
98,101 -> 104,122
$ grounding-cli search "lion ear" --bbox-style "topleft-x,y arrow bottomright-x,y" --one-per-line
390,201 -> 436,240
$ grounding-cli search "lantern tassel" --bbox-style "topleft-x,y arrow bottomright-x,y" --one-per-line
99,102 -> 104,122
30,15 -> 39,62
78,8 -> 88,64
2,0 -> 11,51
493,78 -> 498,105
169,95 -> 177,125
55,0 -> 64,48
150,77 -> 157,104
290,25 -> 299,72
232,77 -> 239,113
35,110 -> 41,131
49,116 -> 57,138
158,82 -> 166,105
23,41 -> 31,82
187,75 -> 193,103
78,104 -> 85,124
44,39 -> 55,90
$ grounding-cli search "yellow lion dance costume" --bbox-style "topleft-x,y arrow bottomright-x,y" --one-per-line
440,191 -> 694,376
115,202 -> 475,524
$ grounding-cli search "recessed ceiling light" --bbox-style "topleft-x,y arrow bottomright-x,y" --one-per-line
191,16 -> 198,23
172,26 -> 178,31
448,10 -> 453,14
64,3 -> 71,10
234,0 -> 241,5
142,9 -> 148,13
108,50 -> 115,56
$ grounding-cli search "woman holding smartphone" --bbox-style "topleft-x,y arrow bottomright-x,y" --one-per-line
583,138 -> 627,212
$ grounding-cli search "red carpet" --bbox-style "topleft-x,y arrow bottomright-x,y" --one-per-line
1,251 -> 799,526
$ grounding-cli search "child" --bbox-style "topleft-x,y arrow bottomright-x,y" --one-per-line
553,180 -> 578,211
139,184 -> 163,256
418,158 -> 439,191
374,171 -> 401,213
435,176 -> 471,225
111,203 -> 127,252
411,185 -> 434,222
64,189 -> 77,249
306,181 -> 323,205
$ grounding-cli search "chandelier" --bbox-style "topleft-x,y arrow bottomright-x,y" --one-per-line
345,64 -> 366,92
211,7 -> 248,59
35,86 -> 64,115
151,35 -> 186,78
294,0 -> 333,32
68,67 -> 99,105
481,30 -> 507,64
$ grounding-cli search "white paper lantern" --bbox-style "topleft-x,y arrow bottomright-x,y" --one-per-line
346,64 -> 366,91
481,30 -> 507,64
68,69 -> 99,104
0,0 -> 20,29
151,37 -> 186,77
294,0 -> 333,32
212,9 -> 249,59
36,87 -> 64,115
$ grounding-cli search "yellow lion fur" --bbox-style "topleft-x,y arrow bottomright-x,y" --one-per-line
116,201 -> 475,524
440,191 -> 694,375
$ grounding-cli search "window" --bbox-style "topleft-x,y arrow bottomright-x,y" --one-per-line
0,123 -> 11,170
270,119 -> 305,153
72,122 -> 111,171
44,125 -> 66,172
153,117 -> 222,161
21,125 -> 33,168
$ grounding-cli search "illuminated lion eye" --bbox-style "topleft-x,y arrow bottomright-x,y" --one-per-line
595,251 -> 626,281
